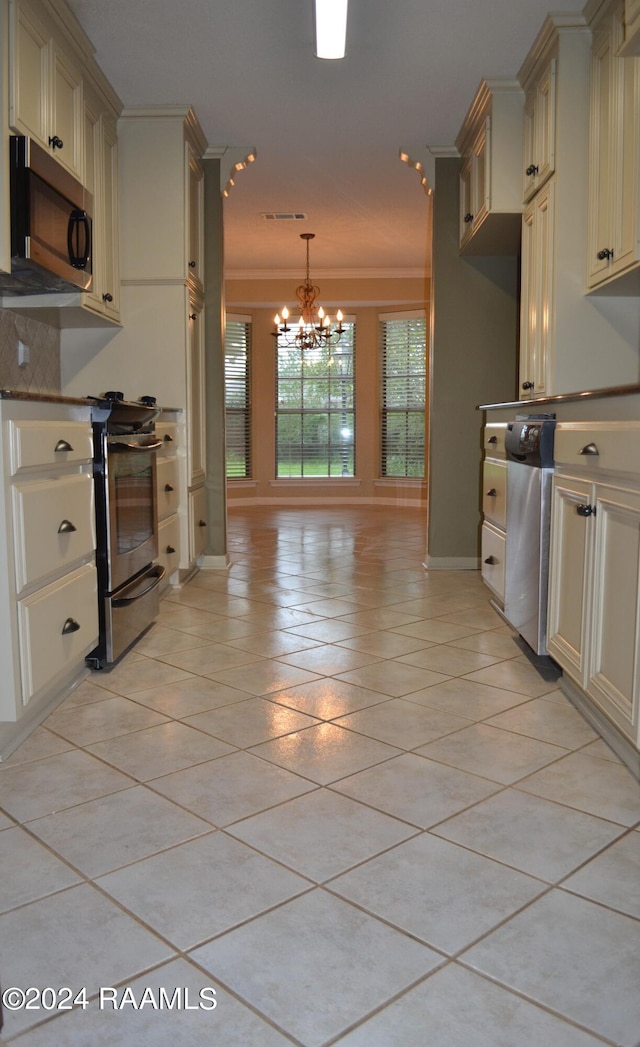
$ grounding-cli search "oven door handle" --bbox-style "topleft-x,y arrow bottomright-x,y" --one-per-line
109,440 -> 163,452
112,565 -> 166,607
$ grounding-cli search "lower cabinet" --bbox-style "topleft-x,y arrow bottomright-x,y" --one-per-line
190,485 -> 208,561
548,470 -> 640,747
0,399 -> 98,747
155,419 -> 181,591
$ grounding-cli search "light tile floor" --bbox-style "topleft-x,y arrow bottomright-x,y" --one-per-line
1,506 -> 640,1046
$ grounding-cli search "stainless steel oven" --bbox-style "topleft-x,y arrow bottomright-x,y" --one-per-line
87,392 -> 165,669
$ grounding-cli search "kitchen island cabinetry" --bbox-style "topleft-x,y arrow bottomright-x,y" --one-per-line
585,0 -> 640,293
456,79 -> 524,255
0,396 -> 98,759
547,421 -> 640,771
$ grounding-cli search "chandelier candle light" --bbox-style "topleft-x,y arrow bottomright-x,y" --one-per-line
274,233 -> 344,351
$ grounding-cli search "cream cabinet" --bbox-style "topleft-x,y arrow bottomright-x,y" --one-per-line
548,422 -> 640,757
522,58 -> 556,201
155,420 -> 180,589
480,423 -> 508,604
9,0 -> 83,180
456,80 -> 524,255
83,96 -> 121,323
586,0 -> 640,292
519,178 -> 554,398
190,485 -> 208,562
0,398 -> 98,756
187,141 -> 204,295
514,14 -> 636,397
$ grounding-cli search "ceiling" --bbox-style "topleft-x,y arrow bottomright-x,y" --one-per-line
66,0 -> 586,277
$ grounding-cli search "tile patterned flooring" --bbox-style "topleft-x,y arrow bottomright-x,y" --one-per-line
1,506 -> 640,1046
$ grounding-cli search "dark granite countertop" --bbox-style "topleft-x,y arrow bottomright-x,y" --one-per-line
479,383 -> 640,411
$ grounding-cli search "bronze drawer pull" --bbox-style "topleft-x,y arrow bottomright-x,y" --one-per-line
487,435 -> 498,444
164,483 -> 175,492
576,504 -> 596,517
484,556 -> 498,565
166,544 -> 176,554
578,442 -> 599,456
163,434 -> 174,442
62,617 -> 80,635
54,439 -> 73,453
486,488 -> 497,497
57,519 -> 77,534
198,519 -> 207,527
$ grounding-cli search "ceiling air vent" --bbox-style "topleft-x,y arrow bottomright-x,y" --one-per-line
261,212 -> 307,221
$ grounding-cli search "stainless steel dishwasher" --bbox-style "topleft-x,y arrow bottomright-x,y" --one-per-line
503,417 -> 556,656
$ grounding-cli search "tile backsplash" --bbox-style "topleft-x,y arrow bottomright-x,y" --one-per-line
0,309 -> 61,394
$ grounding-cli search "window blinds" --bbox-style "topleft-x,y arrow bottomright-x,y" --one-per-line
379,313 -> 426,478
224,317 -> 252,479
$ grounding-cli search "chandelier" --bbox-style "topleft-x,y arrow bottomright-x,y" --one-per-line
273,233 -> 344,351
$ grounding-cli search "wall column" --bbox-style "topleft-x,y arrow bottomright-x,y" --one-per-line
202,158 -> 228,562
426,156 -> 518,568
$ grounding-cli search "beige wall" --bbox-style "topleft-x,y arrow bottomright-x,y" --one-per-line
224,275 -> 429,506
427,157 -> 518,567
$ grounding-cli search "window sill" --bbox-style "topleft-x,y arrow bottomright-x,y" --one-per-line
270,478 -> 362,486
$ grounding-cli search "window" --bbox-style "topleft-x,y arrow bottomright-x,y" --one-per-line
224,315 -> 252,478
379,311 -> 426,478
276,323 -> 355,478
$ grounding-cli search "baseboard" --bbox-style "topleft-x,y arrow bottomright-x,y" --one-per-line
198,553 -> 231,570
559,675 -> 640,781
423,556 -> 480,571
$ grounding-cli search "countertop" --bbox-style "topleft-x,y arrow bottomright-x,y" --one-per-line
0,390 -> 182,412
479,383 -> 640,411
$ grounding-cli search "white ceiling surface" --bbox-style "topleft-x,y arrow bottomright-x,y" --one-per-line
67,0 -> 586,276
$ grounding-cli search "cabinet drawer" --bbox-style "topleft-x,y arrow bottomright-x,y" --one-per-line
554,424 -> 640,476
13,472 -> 95,591
8,420 -> 93,473
157,514 -> 180,580
18,562 -> 98,703
482,460 -> 507,528
190,486 -> 208,560
156,422 -> 178,453
483,423 -> 507,458
481,522 -> 506,602
156,458 -> 179,520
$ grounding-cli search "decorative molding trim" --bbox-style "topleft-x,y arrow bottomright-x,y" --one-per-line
422,556 -> 479,571
225,267 -> 429,281
226,494 -> 425,507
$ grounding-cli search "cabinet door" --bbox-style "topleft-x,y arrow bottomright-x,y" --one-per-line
9,0 -> 48,143
459,157 -> 473,248
587,484 -> 640,743
612,8 -> 640,278
189,485 -> 208,561
99,116 -> 120,320
519,179 -> 554,399
187,143 -> 204,292
587,20 -> 615,285
547,474 -> 593,684
523,59 -> 556,202
49,39 -> 83,180
188,305 -> 206,485
471,119 -> 489,231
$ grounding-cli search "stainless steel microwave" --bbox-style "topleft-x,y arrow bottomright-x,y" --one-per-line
5,135 -> 92,295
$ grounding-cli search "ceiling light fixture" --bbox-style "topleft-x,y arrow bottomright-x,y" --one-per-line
314,0 -> 348,60
273,233 -> 344,351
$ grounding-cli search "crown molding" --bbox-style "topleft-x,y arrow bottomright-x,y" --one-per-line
225,267 -> 429,281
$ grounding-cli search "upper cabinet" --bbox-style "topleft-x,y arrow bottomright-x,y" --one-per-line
3,0 -> 123,326
585,0 -> 640,293
455,80 -> 524,255
187,140 -> 204,295
9,0 -> 83,180
522,58 -> 556,201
